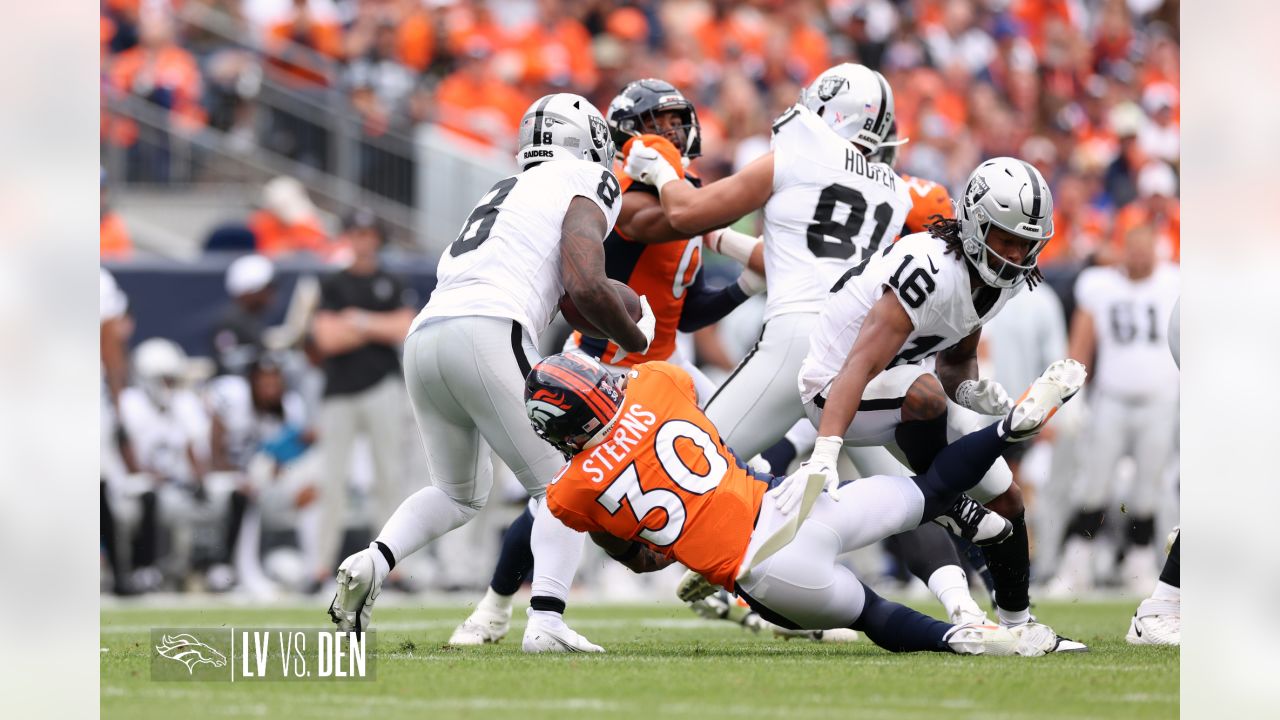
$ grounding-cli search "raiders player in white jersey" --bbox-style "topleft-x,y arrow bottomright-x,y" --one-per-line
1048,225 -> 1180,595
328,93 -> 656,653
796,157 -> 1085,650
624,63 -> 911,462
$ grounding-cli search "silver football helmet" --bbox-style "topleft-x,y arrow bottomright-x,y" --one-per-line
956,157 -> 1055,289
133,337 -> 187,410
800,63 -> 895,154
516,93 -> 615,171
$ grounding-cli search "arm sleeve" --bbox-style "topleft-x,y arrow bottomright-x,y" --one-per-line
677,271 -> 750,332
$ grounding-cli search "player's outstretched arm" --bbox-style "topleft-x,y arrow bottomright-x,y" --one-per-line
616,189 -> 691,244
588,532 -> 677,574
816,292 -> 916,440
560,196 -> 649,353
626,141 -> 774,235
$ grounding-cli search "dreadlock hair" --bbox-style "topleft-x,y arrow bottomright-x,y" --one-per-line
924,214 -> 1044,290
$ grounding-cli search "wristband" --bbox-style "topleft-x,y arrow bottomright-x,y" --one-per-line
651,161 -> 681,192
812,436 -> 844,466
708,228 -> 760,265
954,380 -> 979,410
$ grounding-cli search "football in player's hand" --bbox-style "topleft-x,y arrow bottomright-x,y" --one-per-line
559,280 -> 641,339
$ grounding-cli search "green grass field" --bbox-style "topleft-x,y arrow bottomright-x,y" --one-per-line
102,600 -> 1177,719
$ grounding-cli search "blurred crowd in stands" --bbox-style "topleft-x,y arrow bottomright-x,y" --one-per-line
102,0 -> 1179,267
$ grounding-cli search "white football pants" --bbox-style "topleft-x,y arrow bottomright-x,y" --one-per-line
704,312 -> 816,460
738,474 -> 926,629
377,316 -> 584,603
1075,392 -> 1178,517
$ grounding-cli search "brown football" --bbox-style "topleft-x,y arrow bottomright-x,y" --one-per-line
559,280 -> 641,339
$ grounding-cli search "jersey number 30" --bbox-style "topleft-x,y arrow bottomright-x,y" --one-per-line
595,421 -> 728,547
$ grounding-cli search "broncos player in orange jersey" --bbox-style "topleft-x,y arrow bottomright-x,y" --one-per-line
448,79 -> 766,647
525,351 -> 1086,655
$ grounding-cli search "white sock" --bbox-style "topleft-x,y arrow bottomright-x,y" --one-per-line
479,587 -> 514,615
927,565 -> 975,619
528,497 -> 585,605
376,486 -> 477,563
997,606 -> 1032,626
1151,581 -> 1180,602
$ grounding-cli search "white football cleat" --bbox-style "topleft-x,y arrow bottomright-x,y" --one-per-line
1007,622 -> 1060,657
1001,359 -> 1087,441
935,494 -> 1012,546
448,605 -> 512,646
1127,598 -> 1180,646
1003,616 -> 1090,653
772,627 -> 860,643
945,623 -> 1018,656
327,548 -> 385,633
521,609 -> 605,653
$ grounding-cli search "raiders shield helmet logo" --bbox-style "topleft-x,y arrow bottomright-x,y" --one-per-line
817,75 -> 850,101
589,114 -> 610,149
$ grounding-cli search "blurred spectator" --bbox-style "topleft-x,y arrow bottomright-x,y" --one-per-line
435,38 -> 530,148
1102,102 -> 1146,209
1138,82 -> 1179,165
105,8 -> 207,182
249,176 -> 333,257
264,0 -> 345,87
1046,172 -> 1110,265
513,0 -> 598,91
212,254 -> 278,375
308,208 -> 414,583
100,169 -> 133,259
1110,160 -> 1180,263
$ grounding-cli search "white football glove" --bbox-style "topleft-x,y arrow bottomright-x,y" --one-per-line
676,569 -> 719,603
775,436 -> 843,513
955,378 -> 1014,416
623,141 -> 681,190
636,294 -> 657,354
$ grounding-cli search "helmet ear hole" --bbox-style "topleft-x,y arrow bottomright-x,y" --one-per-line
815,106 -> 825,118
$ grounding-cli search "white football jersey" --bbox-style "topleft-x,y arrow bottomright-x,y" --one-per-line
205,375 -> 308,470
762,104 -> 913,322
118,387 -> 209,484
416,158 -> 624,339
1074,263 -> 1180,397
799,232 -> 1021,403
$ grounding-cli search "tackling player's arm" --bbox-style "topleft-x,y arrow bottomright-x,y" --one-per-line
629,146 -> 774,236
815,292 -> 916,439
588,532 -> 677,574
615,190 -> 690,244
560,196 -> 649,352
936,329 -> 982,401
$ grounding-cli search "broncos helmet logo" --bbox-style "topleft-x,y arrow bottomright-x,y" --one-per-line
817,75 -> 850,101
155,634 -> 227,674
526,389 -> 572,432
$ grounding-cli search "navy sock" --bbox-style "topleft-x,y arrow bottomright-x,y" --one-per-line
1159,535 -> 1180,588
759,439 -> 798,476
913,424 -> 1008,518
895,414 -> 949,473
490,507 -> 535,596
851,582 -> 953,653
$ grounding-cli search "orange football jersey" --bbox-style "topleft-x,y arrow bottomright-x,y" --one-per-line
572,175 -> 702,366
899,173 -> 954,237
545,362 -> 769,588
